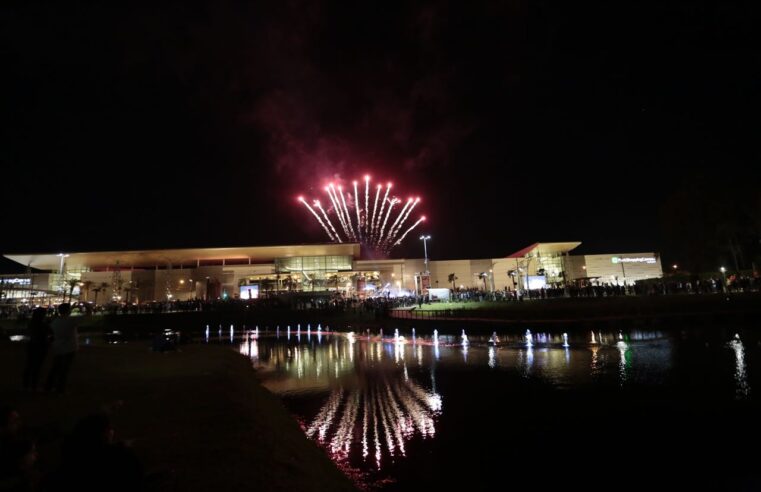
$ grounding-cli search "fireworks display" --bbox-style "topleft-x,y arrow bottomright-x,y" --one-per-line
299,175 -> 426,253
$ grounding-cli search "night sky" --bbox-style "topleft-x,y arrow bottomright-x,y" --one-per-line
1,1 -> 759,272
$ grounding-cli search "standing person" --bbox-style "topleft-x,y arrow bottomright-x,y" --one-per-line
22,307 -> 51,391
45,303 -> 79,394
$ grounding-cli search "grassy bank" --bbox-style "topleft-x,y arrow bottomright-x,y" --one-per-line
0,341 -> 356,492
404,292 -> 761,320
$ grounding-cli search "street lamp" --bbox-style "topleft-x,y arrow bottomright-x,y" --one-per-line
720,267 -> 727,291
419,235 -> 431,274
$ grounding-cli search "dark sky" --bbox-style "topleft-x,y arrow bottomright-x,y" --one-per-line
1,1 -> 759,271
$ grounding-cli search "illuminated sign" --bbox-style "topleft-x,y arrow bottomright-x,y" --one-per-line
611,257 -> 657,265
0,278 -> 31,285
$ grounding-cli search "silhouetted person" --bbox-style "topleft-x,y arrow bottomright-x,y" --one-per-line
45,303 -> 78,394
22,307 -> 51,391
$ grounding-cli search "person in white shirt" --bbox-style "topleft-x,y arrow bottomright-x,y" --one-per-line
45,303 -> 79,394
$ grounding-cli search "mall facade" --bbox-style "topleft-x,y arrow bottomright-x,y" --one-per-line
1,242 -> 663,304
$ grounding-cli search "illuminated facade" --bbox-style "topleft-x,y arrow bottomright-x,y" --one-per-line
1,242 -> 662,304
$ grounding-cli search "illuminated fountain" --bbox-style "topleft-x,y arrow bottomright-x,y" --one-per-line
525,329 -> 534,348
461,329 -> 469,346
489,331 -> 500,345
433,329 -> 439,345
730,333 -> 750,398
563,332 -> 570,348
590,331 -> 597,344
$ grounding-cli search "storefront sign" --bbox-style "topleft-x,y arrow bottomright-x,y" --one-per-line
611,257 -> 657,265
0,278 -> 31,285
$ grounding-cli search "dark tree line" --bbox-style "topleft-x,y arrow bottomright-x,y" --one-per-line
660,174 -> 761,274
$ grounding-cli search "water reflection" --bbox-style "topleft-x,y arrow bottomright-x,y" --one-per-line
729,334 -> 751,399
227,328 -> 752,489
617,340 -> 630,385
302,370 -> 441,472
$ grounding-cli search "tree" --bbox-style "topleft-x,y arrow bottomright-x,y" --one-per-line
81,280 -> 93,302
478,272 -> 489,291
67,278 -> 80,303
92,282 -> 110,305
448,273 -> 457,290
123,280 -> 139,304
661,174 -> 761,274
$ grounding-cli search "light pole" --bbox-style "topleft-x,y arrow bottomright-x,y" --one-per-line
720,266 -> 727,292
56,253 -> 69,300
419,235 -> 431,274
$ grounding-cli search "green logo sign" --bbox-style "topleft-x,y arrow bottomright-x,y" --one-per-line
611,257 -> 620,264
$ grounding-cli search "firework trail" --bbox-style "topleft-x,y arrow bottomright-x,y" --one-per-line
327,184 -> 350,239
375,183 -> 391,243
378,198 -> 398,245
299,176 -> 425,253
395,216 -> 426,245
299,197 -> 336,241
387,197 -> 420,246
384,198 -> 412,247
370,184 -> 381,241
353,181 -> 362,241
335,185 -> 351,239
364,176 -> 370,237
339,186 -> 357,241
314,200 -> 342,242
374,189 -> 389,243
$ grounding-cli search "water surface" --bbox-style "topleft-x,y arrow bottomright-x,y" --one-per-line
222,325 -> 761,490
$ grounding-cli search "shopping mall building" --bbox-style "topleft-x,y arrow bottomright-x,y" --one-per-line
1,242 -> 663,304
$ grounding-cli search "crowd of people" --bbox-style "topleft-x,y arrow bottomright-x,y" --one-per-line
2,273 -> 760,322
